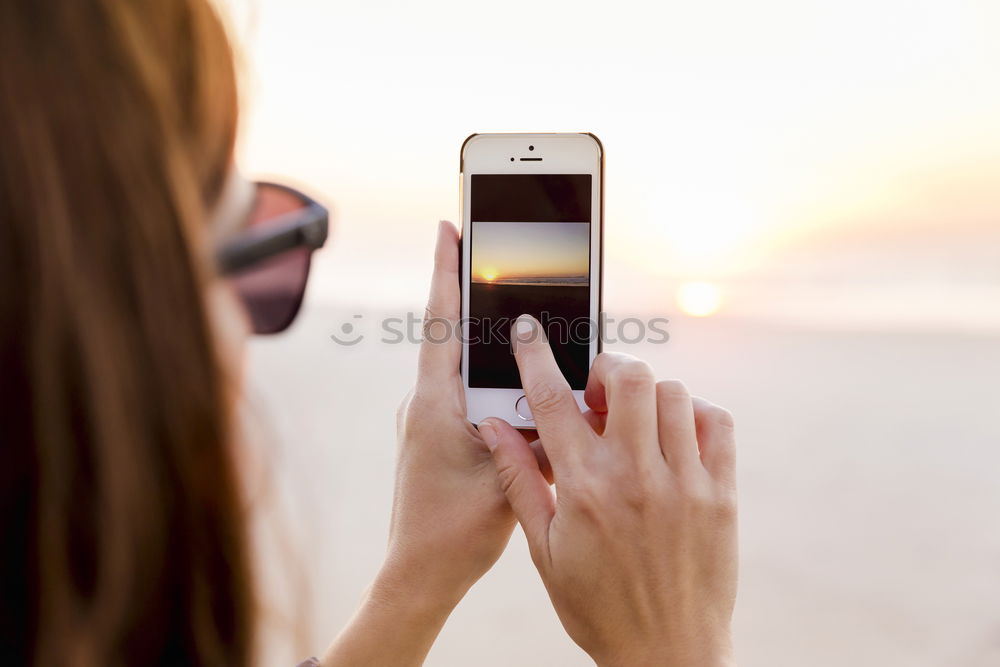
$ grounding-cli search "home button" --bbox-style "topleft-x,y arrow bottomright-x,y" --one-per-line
514,395 -> 534,422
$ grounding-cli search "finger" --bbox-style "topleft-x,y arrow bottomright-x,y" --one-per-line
655,379 -> 699,468
479,418 -> 555,567
396,387 -> 414,435
528,439 -> 554,485
517,430 -> 553,485
511,315 -> 592,469
585,352 -> 658,444
417,221 -> 461,380
692,397 -> 736,488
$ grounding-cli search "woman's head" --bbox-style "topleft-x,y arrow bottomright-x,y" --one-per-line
0,1 -> 252,664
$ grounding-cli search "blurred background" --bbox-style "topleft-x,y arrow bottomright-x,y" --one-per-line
216,1 -> 1000,664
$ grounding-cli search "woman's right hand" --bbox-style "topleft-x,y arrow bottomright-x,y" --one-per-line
478,315 -> 738,667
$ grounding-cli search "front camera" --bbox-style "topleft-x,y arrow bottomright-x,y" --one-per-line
529,145 -> 535,151
510,157 -> 514,162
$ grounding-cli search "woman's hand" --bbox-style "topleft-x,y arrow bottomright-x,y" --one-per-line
481,315 -> 739,667
324,221 -> 517,666
385,220 -> 519,599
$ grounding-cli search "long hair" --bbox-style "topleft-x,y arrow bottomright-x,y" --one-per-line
0,1 -> 253,664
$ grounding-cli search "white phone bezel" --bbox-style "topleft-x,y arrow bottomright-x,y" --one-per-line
459,133 -> 603,428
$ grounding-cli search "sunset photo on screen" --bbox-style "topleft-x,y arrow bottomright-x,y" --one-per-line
472,221 -> 589,286
469,220 -> 591,389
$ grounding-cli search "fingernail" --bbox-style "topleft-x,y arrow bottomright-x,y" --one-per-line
515,315 -> 535,342
478,420 -> 499,451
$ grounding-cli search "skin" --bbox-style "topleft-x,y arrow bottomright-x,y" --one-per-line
311,221 -> 738,666
481,319 -> 739,666
321,221 -> 519,665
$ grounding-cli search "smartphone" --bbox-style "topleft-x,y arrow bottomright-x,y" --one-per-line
460,133 -> 603,427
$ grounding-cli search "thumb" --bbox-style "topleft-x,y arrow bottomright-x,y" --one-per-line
479,418 -> 555,567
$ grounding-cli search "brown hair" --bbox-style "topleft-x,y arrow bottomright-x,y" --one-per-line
0,1 -> 253,664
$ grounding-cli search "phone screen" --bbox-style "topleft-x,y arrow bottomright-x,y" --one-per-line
468,174 -> 593,390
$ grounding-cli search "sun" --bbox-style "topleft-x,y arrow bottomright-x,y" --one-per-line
677,282 -> 722,317
481,269 -> 499,282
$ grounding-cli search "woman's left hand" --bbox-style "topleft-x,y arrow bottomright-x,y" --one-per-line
324,221 -> 522,666
322,222 -> 524,667
386,220 -> 518,600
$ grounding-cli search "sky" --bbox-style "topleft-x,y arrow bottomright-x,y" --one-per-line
218,0 -> 1000,330
472,222 -> 589,284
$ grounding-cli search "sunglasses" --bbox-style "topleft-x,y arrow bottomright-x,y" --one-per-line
216,181 -> 329,334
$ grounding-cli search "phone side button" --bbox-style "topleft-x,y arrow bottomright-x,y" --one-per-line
514,395 -> 534,422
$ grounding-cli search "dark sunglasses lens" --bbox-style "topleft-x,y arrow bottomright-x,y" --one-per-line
231,184 -> 313,334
